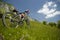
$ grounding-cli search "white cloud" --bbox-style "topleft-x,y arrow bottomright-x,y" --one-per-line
53,4 -> 57,7
37,1 -> 60,18
45,11 -> 60,18
48,1 -> 53,6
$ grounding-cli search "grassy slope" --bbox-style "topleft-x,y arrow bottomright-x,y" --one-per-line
0,19 -> 60,40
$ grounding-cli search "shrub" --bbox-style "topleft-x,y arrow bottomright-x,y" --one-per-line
43,21 -> 47,25
48,22 -> 56,27
57,20 -> 60,28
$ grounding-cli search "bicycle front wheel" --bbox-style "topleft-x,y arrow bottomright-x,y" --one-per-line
2,12 -> 18,27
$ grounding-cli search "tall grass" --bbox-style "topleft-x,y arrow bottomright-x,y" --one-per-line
0,19 -> 60,40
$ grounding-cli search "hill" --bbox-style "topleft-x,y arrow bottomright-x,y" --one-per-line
0,19 -> 60,40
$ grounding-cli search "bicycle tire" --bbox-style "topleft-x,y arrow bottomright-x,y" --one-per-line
2,12 -> 18,27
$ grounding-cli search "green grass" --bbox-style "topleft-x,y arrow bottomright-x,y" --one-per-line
0,19 -> 60,40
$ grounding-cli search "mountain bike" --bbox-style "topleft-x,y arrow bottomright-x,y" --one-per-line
2,12 -> 30,27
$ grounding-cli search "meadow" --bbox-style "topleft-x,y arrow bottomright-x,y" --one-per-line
0,19 -> 60,40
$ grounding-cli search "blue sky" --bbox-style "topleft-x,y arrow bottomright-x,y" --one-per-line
3,0 -> 60,22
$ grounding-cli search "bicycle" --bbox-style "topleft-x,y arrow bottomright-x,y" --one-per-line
2,12 -> 30,27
